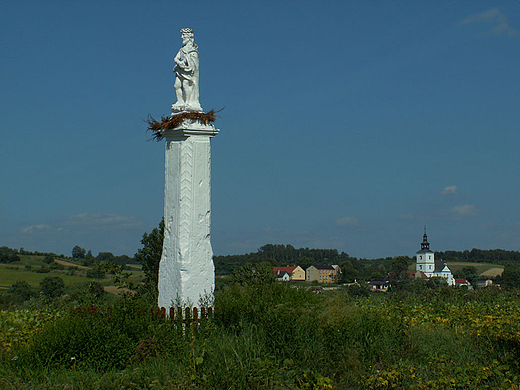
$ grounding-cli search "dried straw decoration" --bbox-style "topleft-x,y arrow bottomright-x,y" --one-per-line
146,110 -> 218,141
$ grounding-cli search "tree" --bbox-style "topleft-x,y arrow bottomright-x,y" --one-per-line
454,266 -> 479,286
97,252 -> 115,262
338,260 -> 359,283
40,276 -> 65,298
10,281 -> 32,300
501,265 -> 520,288
232,262 -> 275,286
390,256 -> 410,280
299,256 -> 315,271
1,254 -> 12,263
134,219 -> 164,293
43,255 -> 54,264
72,245 -> 86,259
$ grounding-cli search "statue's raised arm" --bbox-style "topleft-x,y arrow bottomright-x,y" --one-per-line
171,28 -> 203,114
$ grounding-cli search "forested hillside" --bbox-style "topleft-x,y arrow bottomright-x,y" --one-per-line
215,244 -> 520,281
214,244 -> 350,275
436,248 -> 520,265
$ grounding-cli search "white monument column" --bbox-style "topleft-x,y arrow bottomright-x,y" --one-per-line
157,28 -> 219,310
158,122 -> 219,309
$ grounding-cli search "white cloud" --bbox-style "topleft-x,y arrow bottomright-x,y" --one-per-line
335,216 -> 359,227
20,213 -> 145,236
16,213 -> 149,256
461,8 -> 519,37
58,213 -> 143,230
21,224 -> 53,234
441,185 -> 458,195
451,204 -> 480,217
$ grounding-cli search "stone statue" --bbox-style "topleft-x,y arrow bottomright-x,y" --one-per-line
171,28 -> 203,113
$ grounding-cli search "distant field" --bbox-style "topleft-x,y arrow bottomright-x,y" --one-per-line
0,254 -> 145,292
408,261 -> 504,277
54,259 -> 89,269
479,268 -> 504,277
447,262 -> 504,277
0,265 -> 93,288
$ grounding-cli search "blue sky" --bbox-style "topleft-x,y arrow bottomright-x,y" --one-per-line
1,0 -> 519,259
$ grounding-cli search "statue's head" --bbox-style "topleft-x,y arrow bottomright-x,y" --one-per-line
181,28 -> 194,45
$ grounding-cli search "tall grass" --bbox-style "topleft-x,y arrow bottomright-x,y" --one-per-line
2,284 -> 520,389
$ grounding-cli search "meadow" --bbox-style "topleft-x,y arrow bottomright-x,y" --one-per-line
447,262 -> 504,278
0,254 -> 144,297
1,281 -> 520,389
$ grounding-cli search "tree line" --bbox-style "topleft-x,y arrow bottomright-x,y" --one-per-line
436,248 -> 520,265
6,223 -> 520,290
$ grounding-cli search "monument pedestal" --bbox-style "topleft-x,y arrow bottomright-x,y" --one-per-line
157,120 -> 219,309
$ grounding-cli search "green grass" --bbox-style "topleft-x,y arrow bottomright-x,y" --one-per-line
0,266 -> 93,288
0,265 -> 143,294
447,261 -> 504,276
16,255 -> 48,267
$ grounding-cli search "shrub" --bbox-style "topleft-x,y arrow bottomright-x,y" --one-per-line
17,302 -> 153,371
344,283 -> 370,297
0,254 -> 20,264
86,268 -> 105,279
43,255 -> 54,264
9,281 -> 33,301
40,276 -> 65,298
87,282 -> 105,299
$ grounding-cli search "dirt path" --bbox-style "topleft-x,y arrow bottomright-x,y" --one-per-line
54,259 -> 90,269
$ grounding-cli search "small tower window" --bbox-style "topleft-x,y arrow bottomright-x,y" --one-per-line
420,255 -> 422,260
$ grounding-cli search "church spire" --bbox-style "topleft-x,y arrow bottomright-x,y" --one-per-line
421,226 -> 430,250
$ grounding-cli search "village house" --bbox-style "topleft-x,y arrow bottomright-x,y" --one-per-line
272,266 -> 305,281
368,280 -> 390,292
476,279 -> 494,288
306,264 -> 340,283
455,278 -> 471,288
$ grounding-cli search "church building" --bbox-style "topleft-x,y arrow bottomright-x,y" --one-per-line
415,229 -> 454,286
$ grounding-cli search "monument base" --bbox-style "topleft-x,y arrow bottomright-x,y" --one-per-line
157,121 -> 219,311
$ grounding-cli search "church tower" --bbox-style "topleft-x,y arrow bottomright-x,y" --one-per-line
416,227 -> 435,276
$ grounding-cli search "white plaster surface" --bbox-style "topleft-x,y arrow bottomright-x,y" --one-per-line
158,123 -> 219,309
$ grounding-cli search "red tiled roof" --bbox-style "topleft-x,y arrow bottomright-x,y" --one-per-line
273,266 -> 298,275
